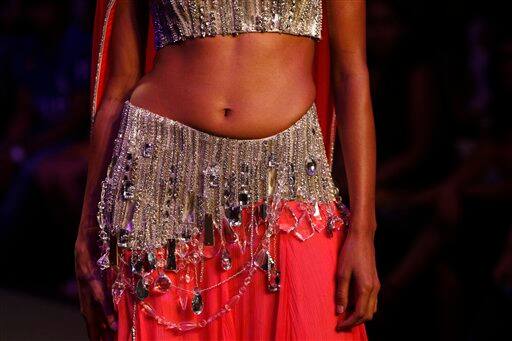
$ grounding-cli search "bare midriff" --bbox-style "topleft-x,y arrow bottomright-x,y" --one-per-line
129,32 -> 317,139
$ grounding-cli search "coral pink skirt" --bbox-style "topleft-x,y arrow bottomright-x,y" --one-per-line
112,201 -> 367,340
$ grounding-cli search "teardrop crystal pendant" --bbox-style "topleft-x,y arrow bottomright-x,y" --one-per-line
225,205 -> 242,227
135,278 -> 149,300
97,252 -> 110,270
267,268 -> 281,293
111,279 -> 126,305
147,252 -> 157,270
254,248 -> 268,269
191,288 -> 204,315
153,272 -> 172,294
220,248 -> 232,271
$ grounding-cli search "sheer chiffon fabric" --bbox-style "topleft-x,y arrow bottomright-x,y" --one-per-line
112,201 -> 367,341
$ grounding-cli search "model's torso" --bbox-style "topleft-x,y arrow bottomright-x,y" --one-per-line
129,33 -> 316,139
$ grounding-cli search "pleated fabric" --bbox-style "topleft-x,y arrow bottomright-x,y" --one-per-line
114,201 -> 367,341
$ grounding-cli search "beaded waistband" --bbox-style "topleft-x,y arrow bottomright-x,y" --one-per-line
97,100 -> 339,256
95,101 -> 350,334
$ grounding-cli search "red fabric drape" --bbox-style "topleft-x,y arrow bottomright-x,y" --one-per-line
90,0 -> 337,166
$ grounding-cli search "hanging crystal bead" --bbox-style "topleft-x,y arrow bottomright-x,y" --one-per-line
225,204 -> 241,227
153,272 -> 172,294
268,268 -> 281,293
147,252 -> 157,270
111,279 -> 125,305
191,288 -> 204,315
252,248 -> 266,269
97,252 -> 110,270
220,248 -> 232,271
135,277 -> 149,300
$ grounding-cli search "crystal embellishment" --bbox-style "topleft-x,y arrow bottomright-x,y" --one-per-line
122,180 -> 135,200
135,278 -> 149,300
305,157 -> 317,176
220,248 -> 232,271
153,272 -> 172,294
142,142 -> 154,158
191,288 -> 204,315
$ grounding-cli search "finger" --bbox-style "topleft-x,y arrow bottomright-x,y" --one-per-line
366,288 -> 378,321
335,272 -> 351,315
90,278 -> 118,332
337,285 -> 371,331
373,297 -> 378,314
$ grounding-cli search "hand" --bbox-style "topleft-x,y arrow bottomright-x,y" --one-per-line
335,226 -> 380,332
75,232 -> 117,341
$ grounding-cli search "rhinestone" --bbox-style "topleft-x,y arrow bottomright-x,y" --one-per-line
238,191 -> 250,206
225,205 -> 241,226
142,143 -> 154,158
204,164 -> 220,188
305,157 -> 317,176
122,180 -> 135,200
117,228 -> 130,248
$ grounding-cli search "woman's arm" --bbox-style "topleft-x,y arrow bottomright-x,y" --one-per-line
326,0 -> 380,331
75,1 -> 147,339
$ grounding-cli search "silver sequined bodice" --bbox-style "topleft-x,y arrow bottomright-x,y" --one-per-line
151,0 -> 323,48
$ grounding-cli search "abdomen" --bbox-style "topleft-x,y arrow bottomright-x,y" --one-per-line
129,32 -> 317,139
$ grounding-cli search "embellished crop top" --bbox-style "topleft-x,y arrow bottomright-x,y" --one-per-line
151,0 -> 323,49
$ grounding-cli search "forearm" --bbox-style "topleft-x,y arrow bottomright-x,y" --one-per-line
78,98 -> 125,235
77,0 -> 145,239
333,68 -> 377,234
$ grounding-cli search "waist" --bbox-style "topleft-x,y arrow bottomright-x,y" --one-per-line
129,35 -> 316,139
99,100 -> 338,250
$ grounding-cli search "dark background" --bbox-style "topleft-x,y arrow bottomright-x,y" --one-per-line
0,0 -> 511,340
